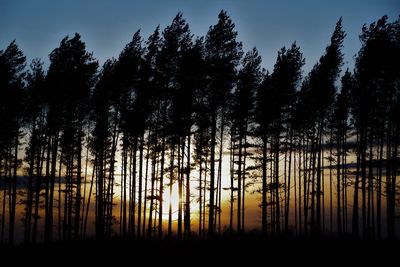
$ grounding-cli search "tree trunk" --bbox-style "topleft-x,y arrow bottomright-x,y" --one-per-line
352,132 -> 360,238
337,128 -> 341,236
177,136 -> 184,240
185,133 -> 191,239
168,145 -> 175,240
142,136 -> 150,238
137,133 -> 144,238
237,132 -> 242,233
216,120 -> 224,234
285,129 -> 293,235
75,125 -> 83,239
316,119 -> 323,235
199,148 -> 203,238
158,134 -> 166,240
229,136 -> 234,234
131,138 -> 137,239
262,134 -> 267,234
9,132 -> 18,244
275,130 -> 281,236
96,146 -> 104,240
208,112 -> 216,236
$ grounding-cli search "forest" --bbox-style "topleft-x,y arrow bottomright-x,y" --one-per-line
0,11 -> 400,246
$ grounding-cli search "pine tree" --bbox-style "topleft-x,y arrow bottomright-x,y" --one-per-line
205,10 -> 242,236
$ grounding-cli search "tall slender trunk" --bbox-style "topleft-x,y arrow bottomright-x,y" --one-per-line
25,123 -> 36,243
33,131 -> 46,243
168,145 -> 175,240
185,133 -> 191,239
337,127 -> 341,236
388,124 -> 398,239
96,146 -> 104,240
361,129 -> 367,239
83,156 -> 96,238
237,132 -> 242,233
80,132 -> 90,238
49,135 -> 59,241
262,134 -> 267,234
142,137 -> 150,238
298,137 -> 302,236
158,135 -> 166,240
270,139 -> 274,234
316,119 -> 323,235
242,134 -> 247,232
377,129 -> 384,239
131,138 -> 137,239
229,136 -> 234,234
275,130 -> 280,236
9,132 -> 18,245
294,137 -> 298,236
310,130 -> 316,236
343,132 -> 348,234
303,135 -> 309,235
177,136 -> 184,240
137,133 -> 144,238
199,151 -> 204,237
122,138 -> 128,238
352,132 -> 360,238
147,141 -> 157,239
105,124 -> 119,238
329,128 -> 333,235
44,134 -> 54,242
228,136 -> 233,234
367,132 -> 374,239
386,122 -> 392,239
75,125 -> 83,239
208,112 -> 216,236
285,129 -> 293,234
203,154 -> 208,237
0,157 -> 5,244
57,150 -> 63,241
216,121 -> 224,234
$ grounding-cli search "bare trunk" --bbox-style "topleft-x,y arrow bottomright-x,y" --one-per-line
137,133 -> 144,238
158,135 -> 166,240
168,145 -> 175,240
352,132 -> 360,238
262,134 -> 267,234
9,133 -> 18,244
184,133 -> 191,239
208,112 -> 216,236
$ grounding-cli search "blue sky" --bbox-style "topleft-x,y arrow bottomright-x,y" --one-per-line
0,0 -> 398,73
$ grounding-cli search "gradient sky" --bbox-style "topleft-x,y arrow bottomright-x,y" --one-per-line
0,0 -> 398,73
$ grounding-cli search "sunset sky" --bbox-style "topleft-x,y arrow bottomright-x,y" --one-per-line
0,0 -> 398,72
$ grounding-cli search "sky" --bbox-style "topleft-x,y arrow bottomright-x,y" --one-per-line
0,0 -> 399,73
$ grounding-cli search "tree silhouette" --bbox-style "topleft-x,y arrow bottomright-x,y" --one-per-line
114,30 -> 144,239
0,12 -> 399,245
45,34 -> 98,241
89,59 -> 116,240
256,42 -> 304,236
205,10 -> 243,236
230,47 -> 262,233
24,59 -> 47,243
351,15 -> 400,239
298,18 -> 345,236
328,69 -> 352,236
0,40 -> 26,245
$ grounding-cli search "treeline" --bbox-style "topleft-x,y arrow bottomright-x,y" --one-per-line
0,11 -> 399,244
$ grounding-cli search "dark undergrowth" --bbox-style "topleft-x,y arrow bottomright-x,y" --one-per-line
1,235 -> 398,265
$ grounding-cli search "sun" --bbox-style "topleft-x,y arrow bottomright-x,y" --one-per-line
161,183 -> 180,221
160,181 -> 201,221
